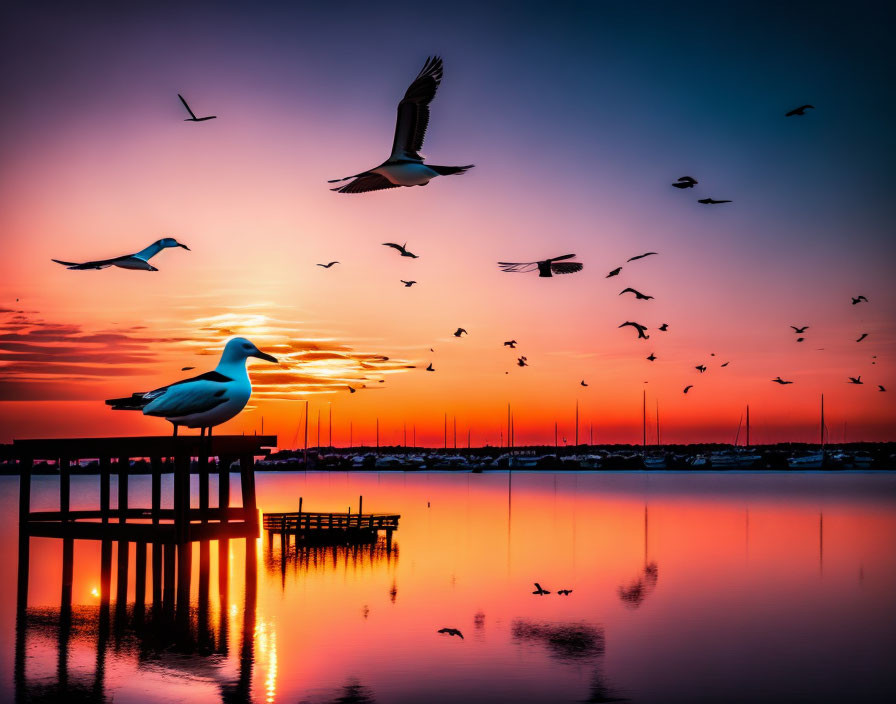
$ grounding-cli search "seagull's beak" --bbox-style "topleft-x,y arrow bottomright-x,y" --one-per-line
179,243 -> 191,250
252,350 -> 278,364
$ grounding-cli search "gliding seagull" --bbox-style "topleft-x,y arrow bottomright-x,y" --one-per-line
178,94 -> 216,121
52,238 -> 189,271
106,338 -> 277,435
498,254 -> 582,277
328,57 -> 474,193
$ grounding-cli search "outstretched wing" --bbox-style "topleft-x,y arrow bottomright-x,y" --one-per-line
52,257 -> 123,270
332,173 -> 401,194
550,261 -> 583,275
178,94 -> 198,119
627,252 -> 657,262
390,56 -> 443,162
498,261 -> 537,273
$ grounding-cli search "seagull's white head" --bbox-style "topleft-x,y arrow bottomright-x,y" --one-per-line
158,237 -> 190,251
219,337 -> 278,366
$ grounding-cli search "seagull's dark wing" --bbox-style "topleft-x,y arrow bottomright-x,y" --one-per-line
550,261 -> 583,275
332,173 -> 401,194
548,253 -> 576,263
498,261 -> 538,273
390,56 -> 443,162
52,256 -> 127,270
178,94 -> 198,120
627,252 -> 658,262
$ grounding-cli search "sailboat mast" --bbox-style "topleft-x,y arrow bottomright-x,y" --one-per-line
656,400 -> 660,447
746,405 -> 750,448
820,394 -> 825,447
642,390 -> 646,449
303,400 -> 309,465
575,400 -> 579,447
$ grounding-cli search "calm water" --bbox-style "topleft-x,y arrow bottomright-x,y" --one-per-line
1,471 -> 895,703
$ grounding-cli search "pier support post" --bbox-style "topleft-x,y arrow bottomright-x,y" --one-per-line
134,541 -> 147,622
16,458 -> 32,618
176,541 -> 192,635
61,537 -> 74,621
100,456 -> 111,523
219,455 -> 231,524
163,543 -> 176,616
239,454 -> 258,531
199,451 -> 209,524
174,454 -> 190,543
60,458 -> 70,521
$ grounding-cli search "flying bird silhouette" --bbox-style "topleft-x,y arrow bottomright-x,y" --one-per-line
52,238 -> 190,271
328,57 -> 473,193
796,337 -> 805,342
791,326 -> 809,333
646,353 -> 657,361
426,362 -> 435,372
619,287 -> 654,300
317,261 -> 340,268
556,589 -> 573,596
348,386 -> 357,393
504,340 -> 518,348
671,176 -> 697,189
785,104 -> 814,116
383,242 -> 418,258
627,252 -> 657,262
619,321 -> 649,339
532,583 -> 550,595
106,338 -> 277,435
856,333 -> 868,342
453,328 -> 467,337
498,254 -> 582,277
580,380 -> 588,387
606,267 -> 622,278
400,280 -> 417,287
851,296 -> 868,305
437,628 -> 464,639
181,367 -> 195,371
848,376 -> 863,384
879,385 -> 886,392
720,361 -> 730,367
683,385 -> 694,394
698,198 -> 732,204
695,365 -> 706,373
772,377 -> 793,384
517,356 -> 528,367
658,323 -> 669,331
178,94 -> 216,121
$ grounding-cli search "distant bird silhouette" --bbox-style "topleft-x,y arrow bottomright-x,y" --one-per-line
646,353 -> 657,361
517,356 -> 528,367
772,377 -> 793,384
556,589 -> 573,596
348,386 -> 357,393
178,94 -> 216,121
504,340 -> 518,348
401,280 -> 417,287
498,254 -> 583,277
580,380 -> 588,387
317,261 -> 340,268
720,361 -> 730,367
698,198 -> 732,204
619,321 -> 649,339
426,362 -> 434,372
856,333 -> 868,342
383,242 -> 418,258
785,104 -> 814,116
671,176 -> 697,189
181,367 -> 195,371
627,252 -> 657,262
796,337 -> 805,342
453,328 -> 467,337
606,267 -> 622,278
848,376 -> 863,385
532,583 -> 550,595
658,323 -> 669,331
696,365 -> 706,373
620,287 -> 654,300
852,296 -> 868,305
791,326 -> 809,333
437,628 -> 464,639
683,385 -> 693,394
879,385 -> 886,392
328,57 -> 473,193
52,238 -> 189,271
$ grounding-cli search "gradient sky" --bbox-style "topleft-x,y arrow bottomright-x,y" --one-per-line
1,0 -> 894,445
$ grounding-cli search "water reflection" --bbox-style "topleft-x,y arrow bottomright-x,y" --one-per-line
617,505 -> 660,609
512,620 -> 606,661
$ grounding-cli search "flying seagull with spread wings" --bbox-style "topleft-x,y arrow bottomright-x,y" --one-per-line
772,376 -> 793,385
383,242 -> 418,258
785,104 -> 814,116
52,238 -> 189,271
671,176 -> 697,189
498,254 -> 583,277
106,338 -> 277,435
606,267 -> 622,278
317,261 -> 339,268
851,296 -> 868,305
437,628 -> 464,639
619,321 -> 649,339
698,198 -> 732,204
453,328 -> 467,337
178,94 -> 216,121
401,280 -> 417,287
504,340 -> 518,348
627,252 -> 657,262
620,288 -> 654,300
791,326 -> 809,333
328,57 -> 473,193
848,376 -> 863,385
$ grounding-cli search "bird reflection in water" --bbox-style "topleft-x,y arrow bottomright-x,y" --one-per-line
618,504 -> 660,609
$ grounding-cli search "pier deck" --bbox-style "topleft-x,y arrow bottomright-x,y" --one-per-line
264,503 -> 399,547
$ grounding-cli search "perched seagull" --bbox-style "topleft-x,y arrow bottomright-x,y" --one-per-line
532,583 -> 551,595
848,376 -> 863,385
856,333 -> 868,342
383,242 -> 418,258
317,261 -> 340,268
698,198 -> 732,204
517,356 -> 528,367
619,321 -> 649,339
620,287 -> 654,300
852,296 -> 868,305
498,254 -> 583,277
785,104 -> 814,116
556,589 -> 573,596
683,385 -> 694,394
178,93 -> 216,121
328,57 -> 473,193
627,252 -> 658,262
695,365 -> 706,373
879,385 -> 886,392
52,238 -> 189,271
671,176 -> 697,189
791,326 -> 809,333
606,266 -> 622,278
426,362 -> 435,372
400,280 -> 417,287
772,377 -> 793,384
453,328 -> 468,337
658,323 -> 669,331
580,380 -> 588,387
105,338 -> 277,435
504,340 -> 518,348
437,628 -> 464,639
646,353 -> 657,361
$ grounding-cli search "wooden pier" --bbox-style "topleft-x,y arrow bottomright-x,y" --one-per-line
263,496 -> 399,549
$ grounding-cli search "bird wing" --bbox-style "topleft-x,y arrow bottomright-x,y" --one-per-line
619,288 -> 636,295
142,371 -> 233,417
389,56 -> 443,162
178,94 -> 198,119
332,173 -> 401,194
627,252 -> 657,261
52,256 -> 127,270
548,253 -> 576,262
498,261 -> 538,273
550,261 -> 583,275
